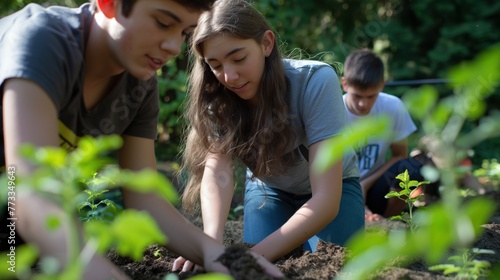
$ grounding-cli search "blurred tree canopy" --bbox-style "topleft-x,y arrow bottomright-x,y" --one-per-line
1,0 -> 499,162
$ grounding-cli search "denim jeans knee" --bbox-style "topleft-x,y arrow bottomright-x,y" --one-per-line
243,176 -> 364,251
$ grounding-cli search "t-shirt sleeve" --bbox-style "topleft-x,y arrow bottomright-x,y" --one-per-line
0,10 -> 82,111
301,65 -> 347,146
391,97 -> 417,142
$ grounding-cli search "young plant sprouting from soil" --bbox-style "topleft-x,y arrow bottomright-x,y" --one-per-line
385,169 -> 429,232
332,45 -> 500,280
227,205 -> 244,220
473,159 -> 500,191
78,173 -> 122,222
429,248 -> 495,279
0,135 -> 178,279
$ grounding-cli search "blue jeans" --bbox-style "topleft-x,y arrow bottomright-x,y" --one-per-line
243,176 -> 364,251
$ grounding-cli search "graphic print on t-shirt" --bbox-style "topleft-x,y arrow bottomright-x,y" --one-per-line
58,120 -> 79,152
356,144 -> 379,172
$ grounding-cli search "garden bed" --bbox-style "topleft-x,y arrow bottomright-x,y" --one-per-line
108,190 -> 500,280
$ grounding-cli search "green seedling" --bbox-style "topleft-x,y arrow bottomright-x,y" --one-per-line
0,135 -> 175,279
458,188 -> 477,198
153,249 -> 164,259
333,46 -> 500,280
227,204 -> 244,220
473,159 -> 500,190
77,172 -> 122,222
429,248 -> 494,279
385,169 -> 429,232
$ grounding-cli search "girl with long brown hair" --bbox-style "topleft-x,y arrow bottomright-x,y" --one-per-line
174,0 -> 364,271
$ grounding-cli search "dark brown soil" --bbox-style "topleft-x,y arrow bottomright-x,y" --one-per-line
108,190 -> 500,280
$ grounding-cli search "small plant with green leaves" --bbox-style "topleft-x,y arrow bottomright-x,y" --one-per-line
385,169 -> 429,232
458,188 -> 477,198
152,248 -> 166,260
429,248 -> 495,279
325,45 -> 500,280
227,205 -> 244,221
77,172 -> 122,222
473,159 -> 500,191
0,135 -> 176,279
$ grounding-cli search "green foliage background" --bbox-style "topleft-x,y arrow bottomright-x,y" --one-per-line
1,0 -> 499,164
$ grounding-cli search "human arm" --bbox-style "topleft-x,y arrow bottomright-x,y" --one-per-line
199,152 -> 235,243
2,79 -> 279,278
3,78 -> 129,279
172,152 -> 235,271
119,138 -> 286,277
359,138 -> 408,199
251,139 -> 343,261
119,136 -> 230,271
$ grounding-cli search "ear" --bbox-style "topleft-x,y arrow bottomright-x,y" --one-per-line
379,81 -> 386,91
341,77 -> 348,92
261,30 -> 275,57
96,0 -> 117,18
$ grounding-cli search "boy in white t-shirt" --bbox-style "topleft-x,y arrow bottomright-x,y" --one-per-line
342,49 -> 425,221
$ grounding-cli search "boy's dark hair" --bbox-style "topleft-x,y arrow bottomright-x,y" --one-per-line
344,49 -> 385,89
90,0 -> 215,16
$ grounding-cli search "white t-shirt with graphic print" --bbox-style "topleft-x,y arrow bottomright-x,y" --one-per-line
343,92 -> 416,179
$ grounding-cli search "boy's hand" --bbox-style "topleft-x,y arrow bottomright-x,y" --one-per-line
365,206 -> 383,222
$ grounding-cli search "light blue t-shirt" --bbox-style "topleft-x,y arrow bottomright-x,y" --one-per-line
247,59 -> 359,195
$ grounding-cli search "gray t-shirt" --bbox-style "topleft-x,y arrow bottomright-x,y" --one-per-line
247,59 -> 359,195
0,3 -> 159,160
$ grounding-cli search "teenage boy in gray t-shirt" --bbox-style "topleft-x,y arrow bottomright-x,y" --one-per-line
0,0 -> 282,278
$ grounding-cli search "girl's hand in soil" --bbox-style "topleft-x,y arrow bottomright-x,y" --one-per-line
248,251 -> 285,278
174,252 -> 284,278
173,256 -> 199,272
